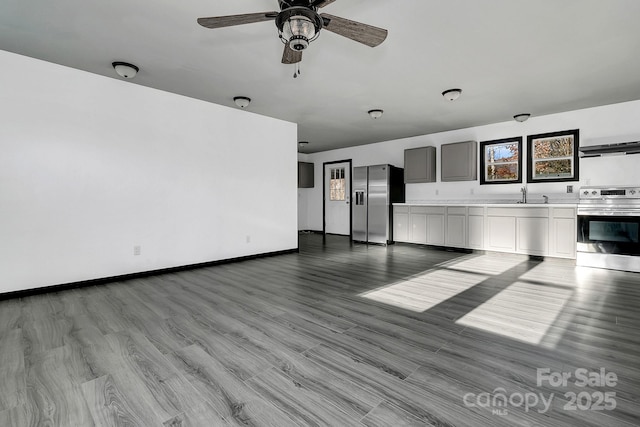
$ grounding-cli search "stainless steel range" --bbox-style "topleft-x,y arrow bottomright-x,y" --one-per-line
577,186 -> 640,272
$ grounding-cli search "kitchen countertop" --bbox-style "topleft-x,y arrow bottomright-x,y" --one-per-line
395,201 -> 578,207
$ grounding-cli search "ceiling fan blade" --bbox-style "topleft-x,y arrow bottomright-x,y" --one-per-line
282,43 -> 302,64
320,13 -> 388,47
197,12 -> 278,29
311,0 -> 337,8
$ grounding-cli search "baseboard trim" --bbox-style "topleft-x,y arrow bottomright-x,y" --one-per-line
0,247 -> 299,301
298,229 -> 324,235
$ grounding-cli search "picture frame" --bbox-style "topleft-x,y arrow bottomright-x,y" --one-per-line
480,137 -> 523,184
527,129 -> 579,183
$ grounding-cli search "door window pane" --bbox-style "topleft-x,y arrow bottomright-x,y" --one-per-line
330,167 -> 345,201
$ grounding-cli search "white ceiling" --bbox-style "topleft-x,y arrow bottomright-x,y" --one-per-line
2,0 -> 640,153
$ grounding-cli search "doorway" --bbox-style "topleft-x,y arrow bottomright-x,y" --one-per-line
323,160 -> 352,236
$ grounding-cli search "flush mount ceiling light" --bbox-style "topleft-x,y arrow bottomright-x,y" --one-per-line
233,96 -> 251,108
442,88 -> 462,101
514,113 -> 531,122
368,109 -> 384,119
112,62 -> 139,79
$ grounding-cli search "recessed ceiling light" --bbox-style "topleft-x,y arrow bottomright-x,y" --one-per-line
442,88 -> 462,101
368,109 -> 384,119
298,141 -> 309,146
514,113 -> 531,122
233,96 -> 251,108
112,62 -> 139,79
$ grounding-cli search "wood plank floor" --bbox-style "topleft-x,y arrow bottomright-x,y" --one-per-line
1,233 -> 639,426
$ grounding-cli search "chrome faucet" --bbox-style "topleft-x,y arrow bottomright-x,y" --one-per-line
520,186 -> 527,203
543,195 -> 549,204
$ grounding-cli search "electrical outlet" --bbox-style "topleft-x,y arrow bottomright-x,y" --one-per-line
566,185 -> 573,193
470,188 -> 475,195
133,245 -> 141,256
435,189 -> 439,195
246,235 -> 251,243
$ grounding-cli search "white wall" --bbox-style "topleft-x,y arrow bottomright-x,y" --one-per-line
302,100 -> 640,231
0,50 -> 298,294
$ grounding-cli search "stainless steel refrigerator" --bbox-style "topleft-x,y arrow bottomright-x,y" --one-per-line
352,164 -> 405,244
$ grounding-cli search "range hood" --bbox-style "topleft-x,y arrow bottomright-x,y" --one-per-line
579,141 -> 640,157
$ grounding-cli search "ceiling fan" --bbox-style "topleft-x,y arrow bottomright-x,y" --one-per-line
197,0 -> 388,65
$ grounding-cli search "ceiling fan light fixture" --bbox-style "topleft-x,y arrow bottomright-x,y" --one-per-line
368,109 -> 384,119
442,88 -> 462,101
277,7 -> 322,51
112,61 -> 139,79
233,96 -> 251,108
514,113 -> 531,122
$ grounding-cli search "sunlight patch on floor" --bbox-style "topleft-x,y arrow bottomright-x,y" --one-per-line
456,281 -> 573,345
360,269 -> 489,312
435,253 -> 526,275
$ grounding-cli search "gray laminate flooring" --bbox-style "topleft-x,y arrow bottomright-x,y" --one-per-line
1,234 -> 639,426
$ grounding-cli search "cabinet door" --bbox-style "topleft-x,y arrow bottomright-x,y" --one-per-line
410,213 -> 427,244
394,211 -> 409,242
404,147 -> 436,183
446,214 -> 466,248
550,217 -> 576,258
441,141 -> 477,182
517,217 -> 549,255
427,214 -> 445,245
468,214 -> 484,249
487,216 -> 516,252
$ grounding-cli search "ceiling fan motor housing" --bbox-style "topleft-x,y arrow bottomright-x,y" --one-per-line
276,6 -> 323,51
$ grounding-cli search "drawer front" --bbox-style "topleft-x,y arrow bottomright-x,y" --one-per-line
552,207 -> 576,218
410,206 -> 445,215
468,206 -> 484,216
447,206 -> 467,215
487,207 -> 549,218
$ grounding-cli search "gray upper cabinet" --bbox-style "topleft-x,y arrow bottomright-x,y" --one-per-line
441,140 -> 477,182
404,146 -> 436,183
298,162 -> 314,188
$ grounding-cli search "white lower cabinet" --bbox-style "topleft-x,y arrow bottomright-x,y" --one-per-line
549,207 -> 577,258
487,215 -> 517,252
445,207 -> 467,248
427,212 -> 445,245
467,207 -> 484,249
516,217 -> 549,255
410,212 -> 427,244
393,206 -> 409,242
393,204 -> 576,259
409,206 -> 445,245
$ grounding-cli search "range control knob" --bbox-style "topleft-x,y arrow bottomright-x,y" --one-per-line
583,190 -> 589,195
631,189 -> 637,195
592,191 -> 598,195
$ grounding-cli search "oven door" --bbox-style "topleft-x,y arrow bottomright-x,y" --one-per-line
577,214 -> 640,256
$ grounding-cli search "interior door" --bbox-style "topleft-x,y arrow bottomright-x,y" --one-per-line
324,161 -> 351,235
